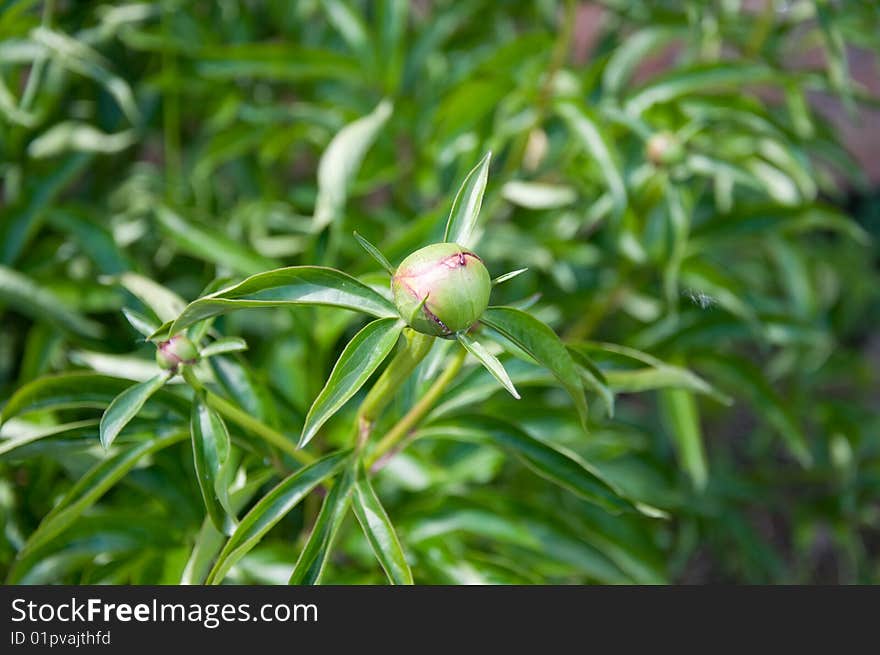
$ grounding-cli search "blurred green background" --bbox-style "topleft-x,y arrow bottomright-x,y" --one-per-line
1,0 -> 878,584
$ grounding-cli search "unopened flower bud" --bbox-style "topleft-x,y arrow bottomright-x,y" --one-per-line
156,334 -> 199,371
391,242 -> 491,337
646,132 -> 685,166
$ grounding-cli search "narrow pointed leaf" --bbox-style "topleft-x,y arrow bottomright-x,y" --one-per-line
352,460 -> 414,585
0,419 -> 98,458
111,272 -> 187,324
0,265 -> 104,339
121,307 -> 159,338
301,318 -> 404,447
191,394 -> 233,534
659,389 -> 708,490
0,373 -> 189,424
420,416 -> 629,513
443,151 -> 491,247
151,266 -> 398,340
492,268 -> 528,286
456,332 -> 520,399
14,431 -> 186,561
156,206 -> 278,276
353,231 -> 395,274
556,103 -> 626,218
200,337 -> 249,358
207,450 -> 349,584
99,374 -> 169,448
289,457 -> 357,585
481,306 -> 588,427
181,471 -> 272,584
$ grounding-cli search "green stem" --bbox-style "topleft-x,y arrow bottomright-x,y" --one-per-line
162,9 -> 182,202
367,346 -> 466,469
181,368 -> 314,465
355,329 -> 434,440
20,0 -> 54,112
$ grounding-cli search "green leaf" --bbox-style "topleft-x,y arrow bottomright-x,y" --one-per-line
572,342 -> 731,405
111,272 -> 186,324
624,62 -> 781,116
501,181 -> 576,210
180,471 -> 272,584
0,265 -> 104,339
0,372 -> 189,424
28,122 -> 136,158
156,206 -> 278,276
1,154 -> 91,266
301,317 -> 404,448
14,431 -> 186,563
191,394 -> 233,534
602,26 -> 683,97
153,266 -> 399,339
421,416 -> 629,513
695,354 -> 812,467
313,99 -> 393,230
481,306 -> 588,427
659,389 -> 708,490
100,373 -> 169,448
492,268 -> 528,286
351,460 -> 414,585
353,230 -> 395,274
0,419 -> 98,458
121,307 -> 159,339
200,337 -> 249,358
456,332 -> 520,399
556,102 -> 626,218
207,450 -> 349,584
288,457 -> 357,585
443,151 -> 491,248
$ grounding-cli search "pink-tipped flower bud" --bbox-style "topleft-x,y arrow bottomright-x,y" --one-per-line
155,334 -> 199,372
391,242 -> 491,338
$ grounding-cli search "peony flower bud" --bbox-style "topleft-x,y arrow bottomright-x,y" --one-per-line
646,131 -> 685,166
391,242 -> 491,337
155,334 -> 199,371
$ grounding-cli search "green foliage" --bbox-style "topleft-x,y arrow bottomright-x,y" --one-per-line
1,0 -> 878,585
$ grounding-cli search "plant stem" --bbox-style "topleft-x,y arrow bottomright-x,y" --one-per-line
19,0 -> 55,112
355,329 -> 434,443
181,367 -> 314,465
367,346 -> 466,470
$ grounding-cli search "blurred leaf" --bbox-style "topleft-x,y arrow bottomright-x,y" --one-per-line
1,372 -> 188,424
0,265 -> 104,339
313,99 -> 393,230
200,337 -> 248,358
156,206 -> 277,276
557,102 -> 626,218
695,353 -> 812,467
28,122 -> 136,158
501,181 -> 576,210
420,416 -> 629,513
659,388 -> 708,490
12,431 -> 186,570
